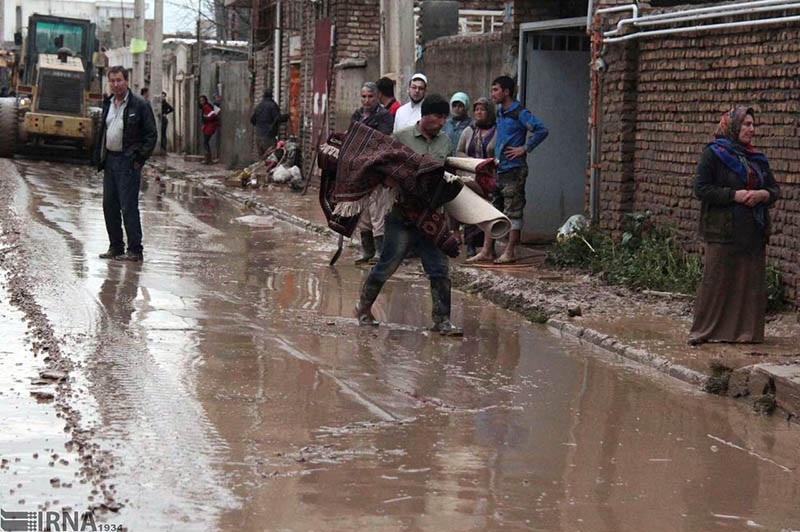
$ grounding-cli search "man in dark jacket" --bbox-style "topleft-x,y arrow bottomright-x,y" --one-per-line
92,65 -> 157,262
350,81 -> 394,264
250,89 -> 289,157
160,91 -> 173,152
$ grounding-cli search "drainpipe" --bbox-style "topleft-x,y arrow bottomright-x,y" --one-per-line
605,12 -> 800,42
597,3 -> 639,37
380,0 -> 386,75
606,0 -> 793,36
588,13 -> 603,225
600,0 -> 800,42
636,1 -> 800,28
273,0 -> 281,105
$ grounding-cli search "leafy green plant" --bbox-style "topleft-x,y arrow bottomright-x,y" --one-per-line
547,211 -> 787,311
752,394 -> 777,416
766,263 -> 785,314
548,212 -> 702,295
546,227 -> 610,270
704,360 -> 733,395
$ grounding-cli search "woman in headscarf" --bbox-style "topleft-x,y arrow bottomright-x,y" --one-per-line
458,97 -> 498,262
456,97 -> 496,159
198,95 -> 220,164
443,92 -> 473,156
688,106 -> 780,345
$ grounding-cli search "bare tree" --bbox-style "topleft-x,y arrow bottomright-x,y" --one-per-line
166,0 -> 250,40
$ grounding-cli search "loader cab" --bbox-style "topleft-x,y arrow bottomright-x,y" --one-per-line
22,15 -> 97,88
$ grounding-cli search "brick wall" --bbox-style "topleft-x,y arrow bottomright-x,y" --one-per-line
334,1 -> 381,61
419,32 -> 509,101
598,22 -> 800,302
282,0 -> 382,175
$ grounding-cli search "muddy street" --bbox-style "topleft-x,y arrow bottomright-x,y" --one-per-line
0,158 -> 798,531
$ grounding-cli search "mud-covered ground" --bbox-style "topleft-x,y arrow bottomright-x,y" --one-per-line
0,164 -> 121,521
2,157 -> 800,532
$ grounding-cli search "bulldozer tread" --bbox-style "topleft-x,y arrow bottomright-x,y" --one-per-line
0,97 -> 19,158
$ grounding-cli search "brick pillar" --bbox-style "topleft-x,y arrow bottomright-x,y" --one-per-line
598,39 -> 639,236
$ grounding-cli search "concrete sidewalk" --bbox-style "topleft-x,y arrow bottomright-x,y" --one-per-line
149,154 -> 800,423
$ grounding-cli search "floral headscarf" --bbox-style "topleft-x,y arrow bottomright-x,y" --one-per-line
714,105 -> 755,146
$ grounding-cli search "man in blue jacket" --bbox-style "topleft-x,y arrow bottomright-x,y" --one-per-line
490,75 -> 548,264
93,65 -> 157,262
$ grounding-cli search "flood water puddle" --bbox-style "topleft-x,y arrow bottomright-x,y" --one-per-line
7,162 -> 800,531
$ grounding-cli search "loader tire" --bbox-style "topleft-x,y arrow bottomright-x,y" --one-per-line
0,97 -> 20,159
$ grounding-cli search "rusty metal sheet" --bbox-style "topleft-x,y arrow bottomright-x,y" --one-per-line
311,18 -> 333,148
289,64 -> 300,137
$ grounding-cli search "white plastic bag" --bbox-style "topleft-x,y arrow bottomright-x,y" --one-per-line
271,164 -> 291,183
556,214 -> 588,243
288,166 -> 304,190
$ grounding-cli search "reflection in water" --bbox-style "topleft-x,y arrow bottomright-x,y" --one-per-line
86,260 -> 238,529
17,164 -> 800,532
97,262 -> 140,324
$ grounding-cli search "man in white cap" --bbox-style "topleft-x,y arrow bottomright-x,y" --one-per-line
393,73 -> 427,132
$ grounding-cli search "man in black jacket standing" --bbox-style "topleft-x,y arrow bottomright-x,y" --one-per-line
160,91 -> 174,152
250,89 -> 288,157
93,65 -> 157,262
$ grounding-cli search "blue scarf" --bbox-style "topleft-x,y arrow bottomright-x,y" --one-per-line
708,138 -> 769,229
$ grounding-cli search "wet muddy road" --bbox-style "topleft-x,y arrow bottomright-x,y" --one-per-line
1,159 -> 799,531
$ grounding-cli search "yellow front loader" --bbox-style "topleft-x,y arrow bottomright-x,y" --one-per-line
0,14 -> 102,159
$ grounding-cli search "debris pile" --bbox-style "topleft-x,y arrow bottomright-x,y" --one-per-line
228,138 -> 304,190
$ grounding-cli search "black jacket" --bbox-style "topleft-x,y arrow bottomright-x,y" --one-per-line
350,105 -> 393,136
250,97 -> 288,139
93,88 -> 158,170
694,146 -> 780,244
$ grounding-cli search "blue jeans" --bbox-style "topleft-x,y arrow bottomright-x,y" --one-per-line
364,207 -> 452,320
103,152 -> 143,254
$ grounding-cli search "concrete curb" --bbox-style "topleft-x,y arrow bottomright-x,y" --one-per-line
547,318 -> 708,386
166,170 -> 713,394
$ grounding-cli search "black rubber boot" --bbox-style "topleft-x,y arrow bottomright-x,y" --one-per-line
369,235 -> 384,265
354,231 -> 376,264
429,278 -> 462,336
354,277 -> 384,326
431,317 -> 463,337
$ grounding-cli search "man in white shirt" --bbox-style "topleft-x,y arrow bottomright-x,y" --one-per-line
393,72 -> 427,132
93,65 -> 157,262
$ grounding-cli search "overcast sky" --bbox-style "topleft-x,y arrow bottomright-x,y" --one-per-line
147,0 -> 201,34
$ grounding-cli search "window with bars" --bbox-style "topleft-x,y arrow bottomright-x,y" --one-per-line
529,32 -> 590,52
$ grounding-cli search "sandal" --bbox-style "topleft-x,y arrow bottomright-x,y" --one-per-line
465,254 -> 493,264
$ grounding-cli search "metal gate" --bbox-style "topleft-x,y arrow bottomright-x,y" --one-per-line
518,18 -> 590,242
